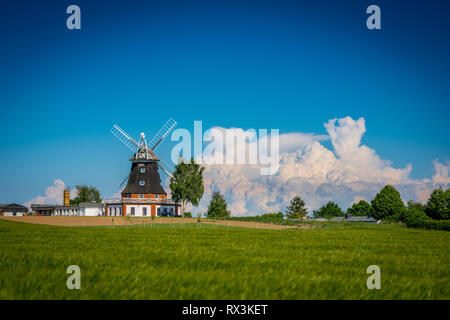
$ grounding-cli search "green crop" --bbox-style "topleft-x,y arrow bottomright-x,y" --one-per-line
0,219 -> 448,299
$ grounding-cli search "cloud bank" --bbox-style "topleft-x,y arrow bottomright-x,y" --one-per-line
195,116 -> 449,216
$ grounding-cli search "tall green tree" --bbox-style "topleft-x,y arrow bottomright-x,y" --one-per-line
70,185 -> 101,205
169,158 -> 205,216
424,187 -> 450,220
207,191 -> 230,218
347,200 -> 372,216
286,196 -> 308,218
313,201 -> 344,218
371,185 -> 405,220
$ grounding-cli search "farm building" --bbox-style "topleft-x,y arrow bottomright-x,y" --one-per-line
331,214 -> 379,223
0,203 -> 28,216
31,202 -> 103,216
78,202 -> 104,216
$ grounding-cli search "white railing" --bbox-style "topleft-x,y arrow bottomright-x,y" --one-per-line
103,198 -> 179,205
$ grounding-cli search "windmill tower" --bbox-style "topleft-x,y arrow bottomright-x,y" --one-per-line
105,118 -> 180,217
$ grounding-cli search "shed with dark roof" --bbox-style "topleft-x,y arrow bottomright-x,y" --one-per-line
0,203 -> 28,216
331,214 -> 378,223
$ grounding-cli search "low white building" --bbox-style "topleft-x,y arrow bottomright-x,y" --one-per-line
54,206 -> 81,216
79,202 -> 103,216
31,202 -> 104,216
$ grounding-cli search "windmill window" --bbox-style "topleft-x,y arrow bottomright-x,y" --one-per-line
143,207 -> 147,216
139,180 -> 145,186
131,207 -> 135,216
140,168 -> 145,173
139,194 -> 143,198
155,194 -> 159,199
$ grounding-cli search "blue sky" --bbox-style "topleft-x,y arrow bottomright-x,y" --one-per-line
0,0 -> 449,206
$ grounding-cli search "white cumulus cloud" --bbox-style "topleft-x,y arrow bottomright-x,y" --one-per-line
23,179 -> 76,209
432,159 -> 450,186
193,116 -> 449,216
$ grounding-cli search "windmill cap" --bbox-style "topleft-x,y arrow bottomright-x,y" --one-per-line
130,146 -> 159,162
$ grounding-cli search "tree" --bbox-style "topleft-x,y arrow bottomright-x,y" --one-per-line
207,191 -> 230,218
371,185 -> 405,220
184,212 -> 192,218
313,201 -> 344,218
404,200 -> 426,222
70,185 -> 101,205
424,187 -> 450,220
347,200 -> 372,216
169,158 -> 205,216
407,200 -> 425,212
286,196 -> 308,219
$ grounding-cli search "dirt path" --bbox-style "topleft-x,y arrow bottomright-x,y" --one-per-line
0,216 -> 299,230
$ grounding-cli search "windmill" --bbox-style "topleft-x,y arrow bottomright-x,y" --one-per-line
111,118 -> 177,199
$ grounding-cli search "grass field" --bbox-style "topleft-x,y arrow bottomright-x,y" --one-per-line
0,219 -> 448,299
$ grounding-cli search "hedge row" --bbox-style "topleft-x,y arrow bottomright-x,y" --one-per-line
404,210 -> 450,231
223,213 -> 302,226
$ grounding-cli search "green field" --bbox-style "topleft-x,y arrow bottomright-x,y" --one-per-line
0,219 -> 448,299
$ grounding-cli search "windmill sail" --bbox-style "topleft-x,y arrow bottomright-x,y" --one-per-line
158,163 -> 173,178
159,157 -> 175,174
149,118 -> 177,150
119,175 -> 129,189
111,124 -> 138,153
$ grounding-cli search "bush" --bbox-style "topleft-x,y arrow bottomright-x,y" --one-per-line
227,215 -> 300,226
261,212 -> 284,220
404,209 -> 429,226
371,185 -> 405,220
225,213 -> 285,224
404,209 -> 450,231
421,220 -> 450,231
404,200 -> 424,221
184,212 -> 192,218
